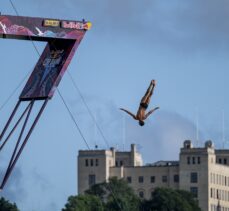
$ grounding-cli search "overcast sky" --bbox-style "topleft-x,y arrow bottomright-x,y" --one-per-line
0,0 -> 229,210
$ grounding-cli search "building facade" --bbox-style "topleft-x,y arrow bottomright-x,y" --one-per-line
78,141 -> 229,211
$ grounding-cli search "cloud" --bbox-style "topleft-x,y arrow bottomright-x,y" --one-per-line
65,91 -> 123,149
12,0 -> 229,54
33,0 -> 228,53
12,0 -> 229,53
125,110 -> 199,163
68,94 -> 203,162
0,165 -> 26,203
23,169 -> 58,211
31,168 -> 53,192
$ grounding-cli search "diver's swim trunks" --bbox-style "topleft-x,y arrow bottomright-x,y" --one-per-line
140,102 -> 148,109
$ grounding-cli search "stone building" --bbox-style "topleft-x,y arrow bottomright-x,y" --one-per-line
78,140 -> 229,211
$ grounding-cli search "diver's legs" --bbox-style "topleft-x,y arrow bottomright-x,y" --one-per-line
140,80 -> 155,104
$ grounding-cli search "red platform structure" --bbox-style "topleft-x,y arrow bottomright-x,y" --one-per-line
0,15 -> 91,189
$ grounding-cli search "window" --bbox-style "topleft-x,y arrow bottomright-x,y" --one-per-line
139,191 -> 144,198
151,176 -> 155,183
224,158 -> 227,164
211,204 -> 214,211
187,157 -> 190,164
85,159 -> 88,166
190,172 -> 198,183
190,187 -> 198,198
217,189 -> 219,199
139,176 -> 144,183
192,157 -> 196,164
120,161 -> 123,166
127,176 -> 132,183
174,174 -> 179,183
219,158 -> 222,164
115,161 -> 118,167
162,176 -> 167,183
198,157 -> 201,164
151,191 -> 154,199
88,174 -> 96,187
96,159 -> 99,166
90,159 -> 94,166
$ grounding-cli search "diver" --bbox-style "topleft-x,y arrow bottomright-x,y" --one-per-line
120,80 -> 159,126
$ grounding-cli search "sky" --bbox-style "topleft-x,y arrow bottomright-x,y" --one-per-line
0,0 -> 229,210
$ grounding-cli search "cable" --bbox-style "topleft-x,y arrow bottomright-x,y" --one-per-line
67,72 -> 110,148
9,0 -> 19,15
0,70 -> 30,112
59,76 -> 121,210
61,74 -> 122,210
9,0 -> 41,56
57,89 -> 90,149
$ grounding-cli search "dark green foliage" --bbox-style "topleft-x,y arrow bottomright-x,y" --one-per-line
176,190 -> 201,211
104,178 -> 140,211
142,187 -> 201,211
63,178 -> 140,211
62,194 -> 104,211
0,197 -> 19,211
87,177 -> 140,211
63,178 -> 201,211
85,183 -> 106,201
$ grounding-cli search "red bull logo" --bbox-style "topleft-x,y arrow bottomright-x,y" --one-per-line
61,21 -> 92,30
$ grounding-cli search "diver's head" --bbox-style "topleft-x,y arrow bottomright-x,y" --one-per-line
139,120 -> 145,126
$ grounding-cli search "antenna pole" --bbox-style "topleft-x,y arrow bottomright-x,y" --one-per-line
223,110 -> 225,149
123,114 -> 125,151
94,113 -> 97,148
196,107 -> 199,147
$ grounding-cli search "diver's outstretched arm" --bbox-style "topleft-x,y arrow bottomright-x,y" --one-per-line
145,107 -> 159,119
120,108 -> 137,120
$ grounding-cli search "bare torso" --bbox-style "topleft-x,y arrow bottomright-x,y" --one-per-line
136,108 -> 146,120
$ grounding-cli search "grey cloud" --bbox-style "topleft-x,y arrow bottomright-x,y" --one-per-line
68,95 -> 203,159
78,99 -> 208,162
125,110 -> 201,162
31,168 -> 53,192
31,0 -> 229,52
0,165 -> 26,203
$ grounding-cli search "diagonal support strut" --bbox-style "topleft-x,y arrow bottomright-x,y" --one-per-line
0,99 -> 48,190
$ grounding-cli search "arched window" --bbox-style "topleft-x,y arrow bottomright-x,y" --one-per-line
138,189 -> 145,199
139,191 -> 144,198
149,188 -> 154,199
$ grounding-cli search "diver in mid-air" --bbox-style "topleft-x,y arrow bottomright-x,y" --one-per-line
120,80 -> 159,126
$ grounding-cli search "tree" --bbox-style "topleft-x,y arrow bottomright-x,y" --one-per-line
62,194 -> 103,211
176,189 -> 201,211
86,177 -> 140,211
63,179 -> 201,211
63,177 -> 140,211
0,197 -> 19,211
143,187 -> 201,211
